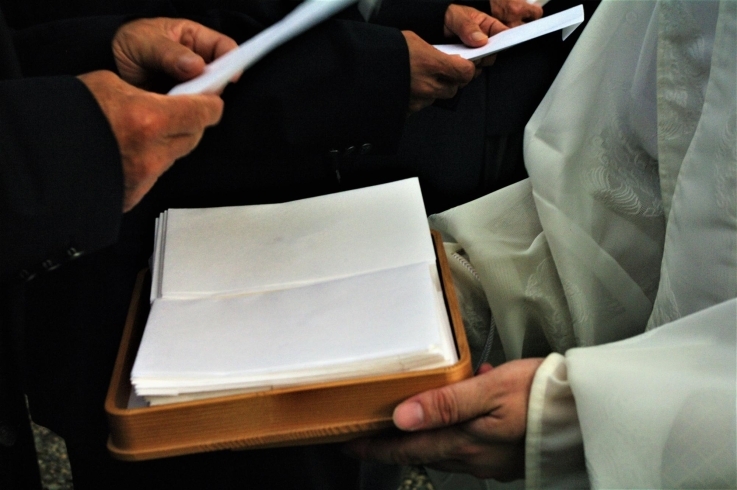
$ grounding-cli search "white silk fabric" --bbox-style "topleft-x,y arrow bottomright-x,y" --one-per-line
428,0 -> 736,487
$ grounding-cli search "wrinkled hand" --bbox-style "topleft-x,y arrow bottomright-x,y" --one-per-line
112,17 -> 238,89
443,5 -> 508,70
347,359 -> 544,481
78,71 -> 224,212
403,31 -> 476,114
443,4 -> 508,46
490,0 -> 543,27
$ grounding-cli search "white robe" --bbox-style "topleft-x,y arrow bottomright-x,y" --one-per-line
428,0 -> 736,487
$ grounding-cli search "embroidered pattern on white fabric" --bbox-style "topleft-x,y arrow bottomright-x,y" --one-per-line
586,123 -> 662,218
648,0 -> 718,328
657,0 -> 710,213
715,112 -> 737,217
658,1 -> 709,142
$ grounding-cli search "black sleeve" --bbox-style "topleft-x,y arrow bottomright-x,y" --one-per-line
0,76 -> 123,283
370,0 -> 452,43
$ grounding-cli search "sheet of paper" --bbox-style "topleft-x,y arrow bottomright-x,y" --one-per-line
157,178 -> 436,299
132,263 -> 454,396
170,0 -> 364,95
434,5 -> 583,61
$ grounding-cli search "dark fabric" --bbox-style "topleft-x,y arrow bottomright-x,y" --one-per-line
485,0 -> 600,136
371,0 -> 451,43
0,0 -> 601,487
0,7 -> 125,489
0,3 -> 429,489
0,77 -> 123,283
0,9 -> 19,78
12,16 -> 126,76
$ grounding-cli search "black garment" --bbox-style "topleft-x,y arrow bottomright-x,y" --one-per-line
0,7 -> 125,488
2,0 -> 600,487
342,0 -> 600,214
0,3 -> 446,489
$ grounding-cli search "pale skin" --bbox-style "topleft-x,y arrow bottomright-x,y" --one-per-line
78,18 -> 238,212
346,358 -> 544,481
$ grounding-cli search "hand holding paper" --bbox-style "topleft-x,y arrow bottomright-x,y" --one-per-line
443,4 -> 509,48
113,18 -> 238,89
169,0 -> 376,95
435,5 -> 584,61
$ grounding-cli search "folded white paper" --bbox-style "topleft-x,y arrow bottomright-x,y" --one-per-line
434,5 -> 584,61
133,179 -> 457,405
170,0 -> 380,95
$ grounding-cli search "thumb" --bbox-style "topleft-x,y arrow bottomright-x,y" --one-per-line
151,38 -> 207,82
393,369 -> 494,431
455,19 -> 489,47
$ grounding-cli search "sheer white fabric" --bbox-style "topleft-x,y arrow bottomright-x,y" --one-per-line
428,0 -> 736,487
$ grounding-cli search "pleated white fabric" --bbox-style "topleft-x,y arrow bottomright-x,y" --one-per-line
428,0 -> 736,487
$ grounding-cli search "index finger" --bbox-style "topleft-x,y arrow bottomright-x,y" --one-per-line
345,428 -> 471,466
175,22 -> 239,63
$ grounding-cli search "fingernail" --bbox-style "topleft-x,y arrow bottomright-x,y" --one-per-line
394,402 -> 424,431
471,32 -> 487,43
177,53 -> 200,72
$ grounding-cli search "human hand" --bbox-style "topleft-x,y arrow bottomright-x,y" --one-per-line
78,70 -> 224,212
443,4 -> 508,47
490,0 -> 543,27
346,358 -> 544,480
112,18 -> 238,90
402,31 -> 476,114
443,5 -> 508,70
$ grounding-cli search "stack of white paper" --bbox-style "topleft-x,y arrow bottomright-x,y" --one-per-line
132,179 -> 457,406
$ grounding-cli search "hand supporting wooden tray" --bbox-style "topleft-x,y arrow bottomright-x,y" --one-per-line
106,230 -> 471,461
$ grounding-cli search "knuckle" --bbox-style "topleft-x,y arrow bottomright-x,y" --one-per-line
430,389 -> 461,426
138,111 -> 165,136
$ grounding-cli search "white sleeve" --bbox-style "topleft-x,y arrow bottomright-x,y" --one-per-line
526,299 -> 736,489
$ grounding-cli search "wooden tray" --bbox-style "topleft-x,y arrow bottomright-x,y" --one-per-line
106,230 -> 471,461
